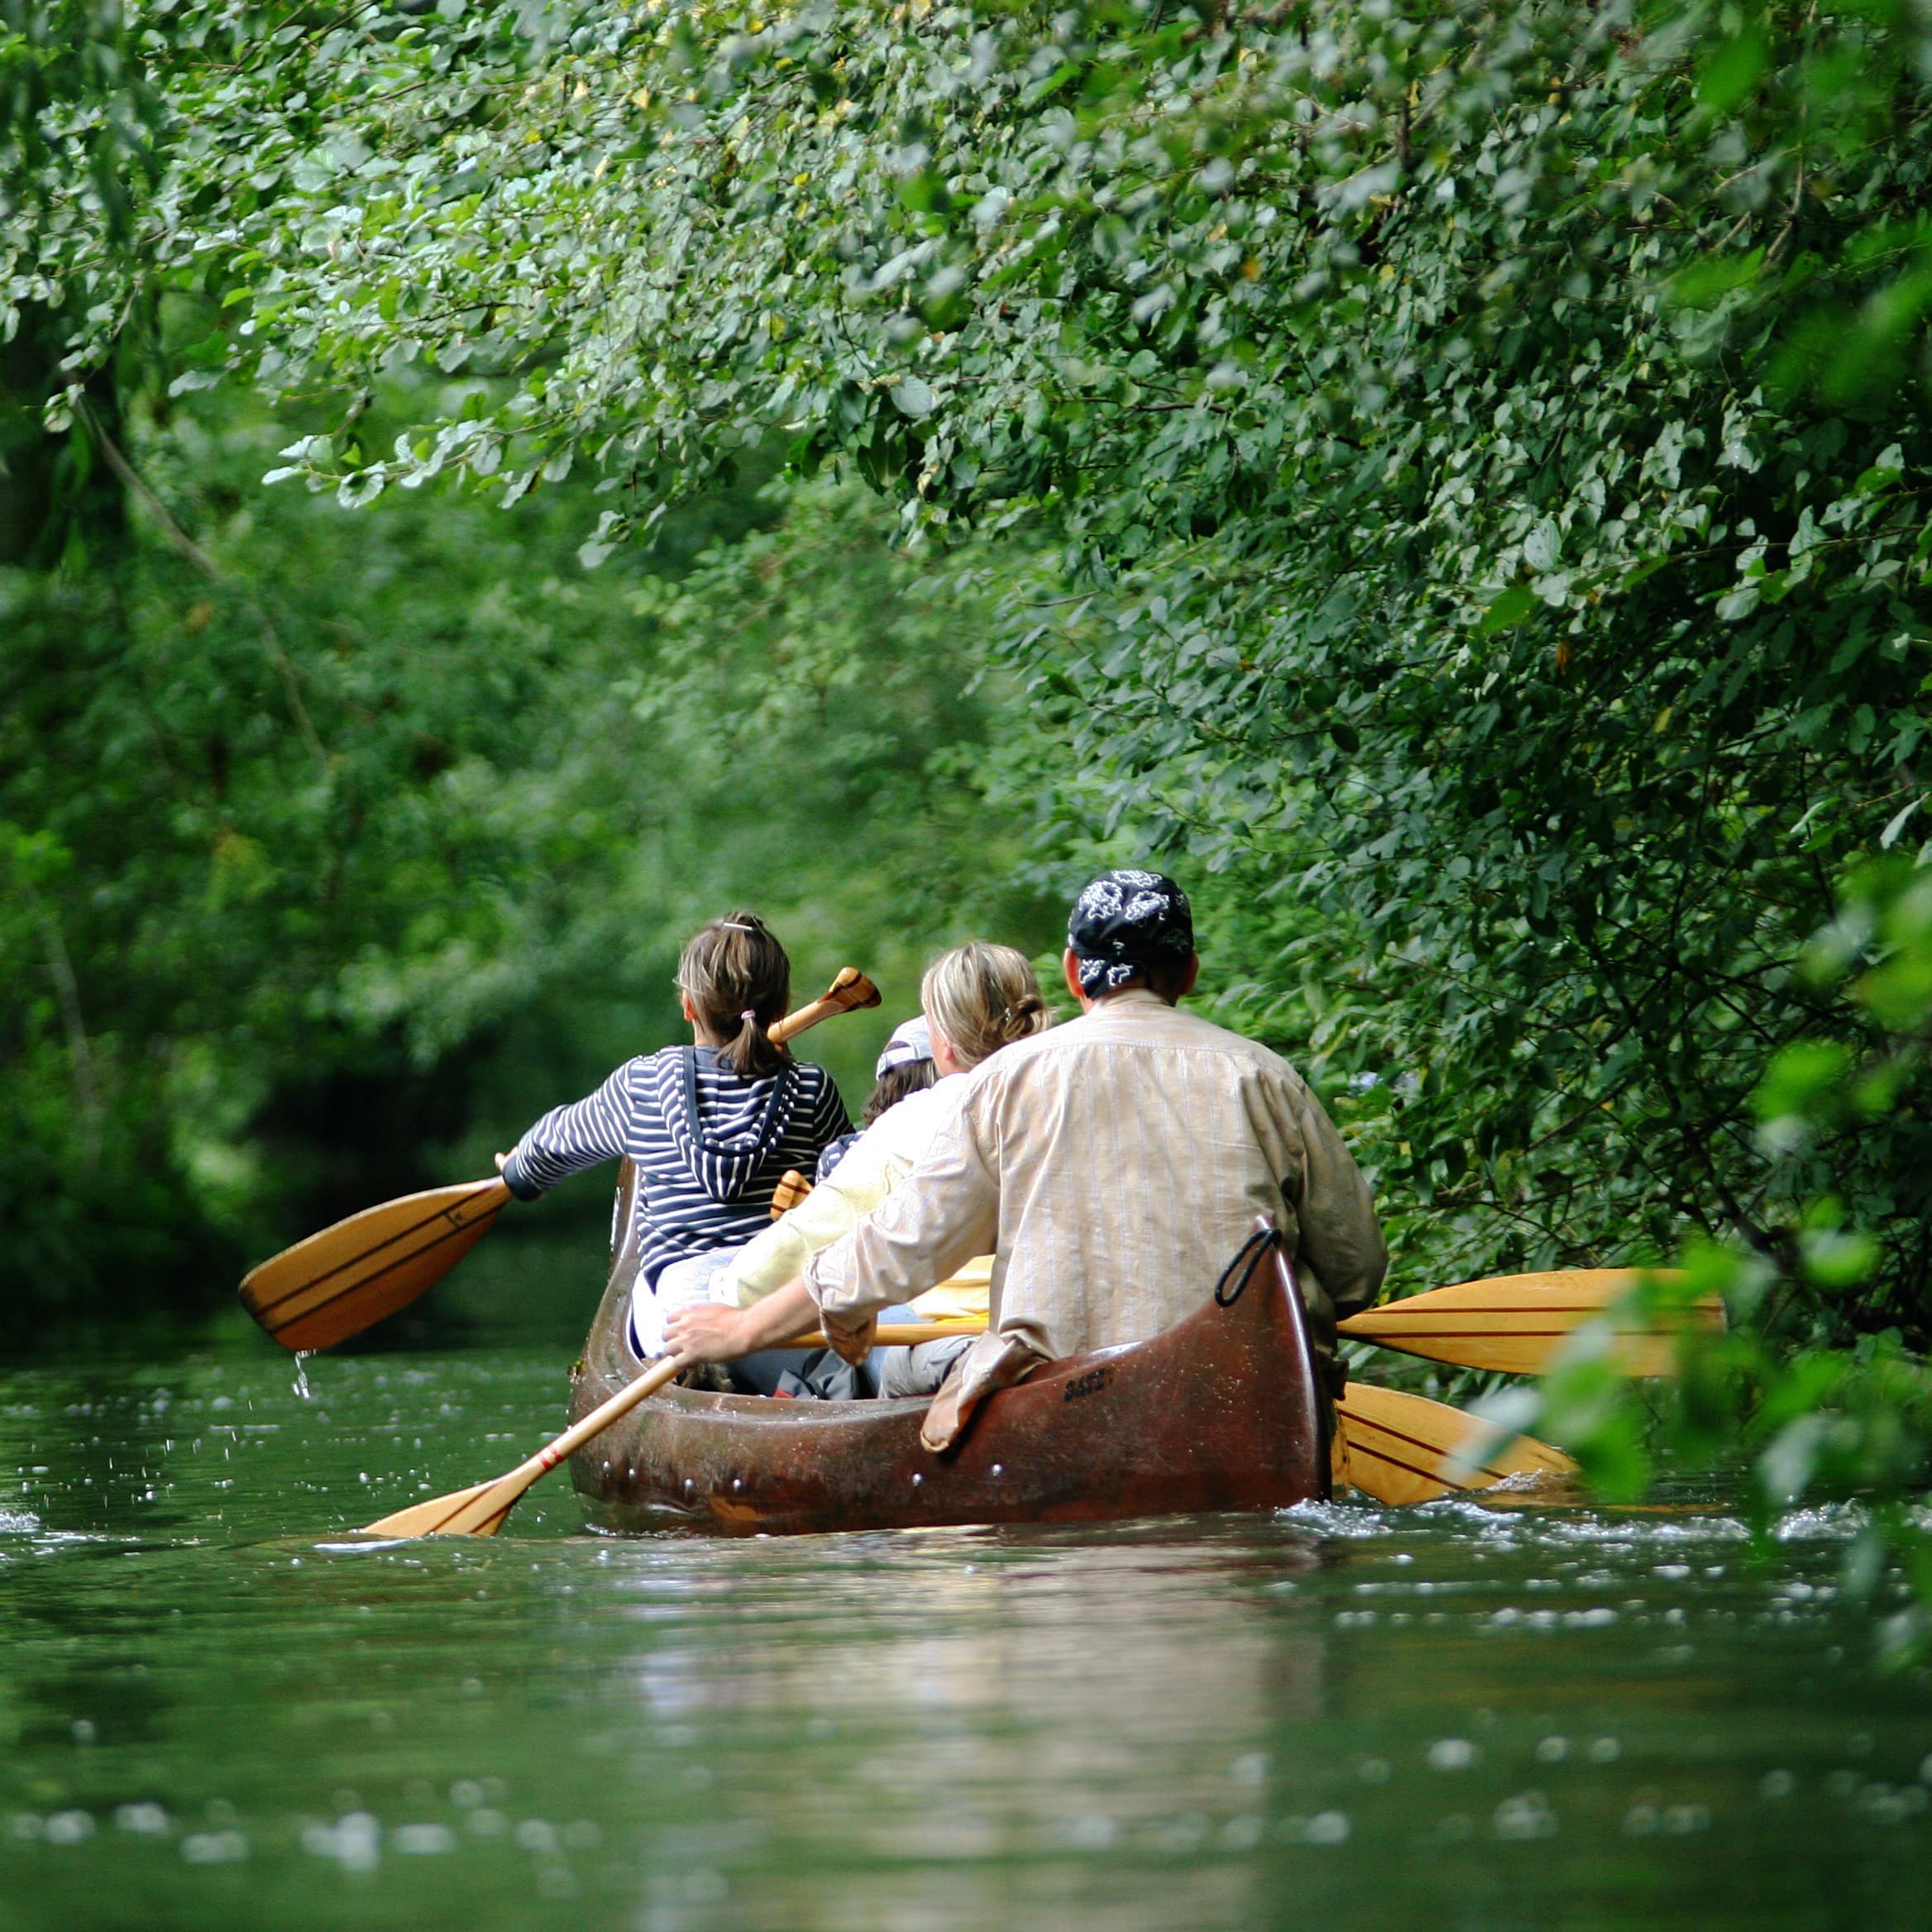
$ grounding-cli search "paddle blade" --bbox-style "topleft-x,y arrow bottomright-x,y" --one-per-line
361,1357 -> 686,1538
240,1177 -> 512,1353
770,1169 -> 812,1219
1335,1383 -> 1576,1507
361,1475 -> 521,1539
1338,1269 -> 1720,1377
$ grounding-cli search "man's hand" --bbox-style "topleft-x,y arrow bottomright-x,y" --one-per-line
821,1308 -> 877,1367
663,1303 -> 758,1366
663,1279 -> 832,1365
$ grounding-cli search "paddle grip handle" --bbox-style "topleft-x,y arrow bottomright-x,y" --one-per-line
769,968 -> 879,1046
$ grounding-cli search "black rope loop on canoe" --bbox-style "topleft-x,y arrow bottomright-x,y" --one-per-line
1214,1223 -> 1283,1308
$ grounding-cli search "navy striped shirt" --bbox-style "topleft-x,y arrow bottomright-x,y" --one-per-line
502,1046 -> 851,1287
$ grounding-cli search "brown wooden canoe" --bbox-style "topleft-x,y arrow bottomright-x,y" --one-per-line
566,1161 -> 1330,1536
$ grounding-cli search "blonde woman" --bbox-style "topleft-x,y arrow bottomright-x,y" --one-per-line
663,941 -> 1047,1395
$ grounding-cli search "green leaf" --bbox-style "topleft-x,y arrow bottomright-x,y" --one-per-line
1668,250 -> 1764,311
889,376 -> 935,421
1699,26 -> 1770,112
899,171 -> 953,217
1476,586 -> 1537,634
1753,1040 -> 1854,1127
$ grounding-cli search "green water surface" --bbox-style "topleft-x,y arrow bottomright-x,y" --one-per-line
2,1332 -> 1929,1932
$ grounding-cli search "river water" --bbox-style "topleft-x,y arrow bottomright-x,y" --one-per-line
3,1330 -> 1930,1932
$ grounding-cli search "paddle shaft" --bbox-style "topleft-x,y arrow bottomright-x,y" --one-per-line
769,1000 -> 839,1046
768,967 -> 880,1046
361,1354 -> 685,1535
511,1354 -> 684,1484
773,1321 -> 976,1351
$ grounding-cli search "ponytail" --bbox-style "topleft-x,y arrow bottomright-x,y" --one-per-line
724,1004 -> 782,1080
677,913 -> 791,1078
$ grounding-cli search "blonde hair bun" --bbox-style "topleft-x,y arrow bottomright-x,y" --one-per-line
921,942 -> 1048,1073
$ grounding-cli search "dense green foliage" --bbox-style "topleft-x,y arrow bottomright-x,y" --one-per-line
1505,860 -> 1932,1657
0,371 -> 1047,1332
5,0 -> 1930,1414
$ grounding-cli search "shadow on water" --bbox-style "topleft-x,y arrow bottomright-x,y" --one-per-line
2,1332 -> 1931,1932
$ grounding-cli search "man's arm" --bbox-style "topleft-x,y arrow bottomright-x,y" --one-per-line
663,1278 -> 817,1365
803,1101 -> 1001,1319
1284,1078 -> 1388,1322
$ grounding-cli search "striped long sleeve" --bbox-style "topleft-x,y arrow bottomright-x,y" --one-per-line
502,1064 -> 634,1197
502,1048 -> 850,1288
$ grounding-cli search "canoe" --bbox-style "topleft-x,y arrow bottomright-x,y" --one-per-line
567,1160 -> 1330,1536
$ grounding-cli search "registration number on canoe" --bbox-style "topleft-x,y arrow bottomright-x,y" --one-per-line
1063,1365 -> 1113,1404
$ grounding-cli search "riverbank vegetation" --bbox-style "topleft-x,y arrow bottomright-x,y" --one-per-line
5,0 -> 1930,1599
0,393 -> 1050,1332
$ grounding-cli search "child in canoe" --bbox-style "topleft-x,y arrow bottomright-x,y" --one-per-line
801,1007 -> 940,1191
663,940 -> 1047,1394
496,912 -> 852,1356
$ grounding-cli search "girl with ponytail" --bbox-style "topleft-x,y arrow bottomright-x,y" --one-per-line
497,911 -> 851,1355
665,941 -> 1050,1395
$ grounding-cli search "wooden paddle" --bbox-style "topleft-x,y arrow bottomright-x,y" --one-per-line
361,1320 -> 973,1537
1337,1268 -> 1723,1378
241,967 -> 882,1353
238,1177 -> 515,1356
1333,1383 -> 1576,1505
362,1356 -> 684,1537
765,1183 -> 1718,1380
770,1168 -> 813,1218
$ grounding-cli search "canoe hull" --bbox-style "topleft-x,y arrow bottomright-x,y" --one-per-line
567,1166 -> 1328,1537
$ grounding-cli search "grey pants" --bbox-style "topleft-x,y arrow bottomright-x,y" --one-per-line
876,1334 -> 974,1400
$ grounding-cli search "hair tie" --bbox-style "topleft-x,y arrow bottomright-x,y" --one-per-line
740,1009 -> 758,1026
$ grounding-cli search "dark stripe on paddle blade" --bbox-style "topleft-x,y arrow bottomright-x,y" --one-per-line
249,1208 -> 504,1339
1341,1413 -> 1515,1487
246,1193 -> 500,1320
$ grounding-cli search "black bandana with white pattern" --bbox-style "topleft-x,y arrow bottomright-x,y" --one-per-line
1066,868 -> 1194,996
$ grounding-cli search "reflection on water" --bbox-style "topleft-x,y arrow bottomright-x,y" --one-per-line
2,1341 -> 1930,1930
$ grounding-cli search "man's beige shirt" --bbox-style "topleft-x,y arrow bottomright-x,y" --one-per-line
802,989 -> 1387,1360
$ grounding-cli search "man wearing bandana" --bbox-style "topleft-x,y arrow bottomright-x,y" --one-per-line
801,868 -> 1388,1449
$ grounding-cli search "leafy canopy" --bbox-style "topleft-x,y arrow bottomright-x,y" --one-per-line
10,0 -> 1932,1332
